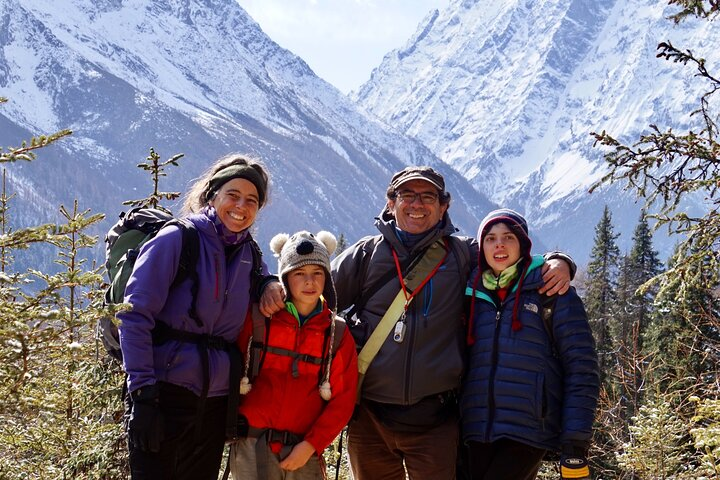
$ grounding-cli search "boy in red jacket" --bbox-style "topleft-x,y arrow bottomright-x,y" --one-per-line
230,231 -> 358,480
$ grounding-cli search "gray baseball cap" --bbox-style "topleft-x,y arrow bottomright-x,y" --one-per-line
388,166 -> 445,192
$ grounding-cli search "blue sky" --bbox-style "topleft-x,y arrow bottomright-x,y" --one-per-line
235,0 -> 448,94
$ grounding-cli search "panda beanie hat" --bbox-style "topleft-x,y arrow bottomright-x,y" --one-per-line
269,230 -> 338,311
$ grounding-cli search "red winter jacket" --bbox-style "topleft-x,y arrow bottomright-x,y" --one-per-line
237,303 -> 358,454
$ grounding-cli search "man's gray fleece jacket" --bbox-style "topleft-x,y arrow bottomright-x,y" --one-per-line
331,210 -> 477,405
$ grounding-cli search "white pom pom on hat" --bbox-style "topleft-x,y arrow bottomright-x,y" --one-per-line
315,231 -> 337,256
269,232 -> 290,256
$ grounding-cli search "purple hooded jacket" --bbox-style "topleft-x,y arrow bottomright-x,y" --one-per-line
118,212 -> 268,397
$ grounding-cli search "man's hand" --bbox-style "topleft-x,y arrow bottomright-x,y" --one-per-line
279,440 -> 315,471
259,281 -> 285,317
538,258 -> 571,296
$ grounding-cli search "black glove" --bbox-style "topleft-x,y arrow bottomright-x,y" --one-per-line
560,446 -> 590,479
128,384 -> 164,453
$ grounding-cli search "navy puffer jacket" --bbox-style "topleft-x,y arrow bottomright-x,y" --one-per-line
460,258 -> 599,453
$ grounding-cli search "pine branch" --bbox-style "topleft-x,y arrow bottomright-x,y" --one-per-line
0,130 -> 73,163
667,0 -> 720,22
590,6 -> 720,306
0,218 -> 101,251
657,40 -> 720,140
129,148 -> 184,209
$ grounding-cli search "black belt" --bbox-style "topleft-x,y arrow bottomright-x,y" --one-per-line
152,321 -> 242,444
247,426 -> 303,479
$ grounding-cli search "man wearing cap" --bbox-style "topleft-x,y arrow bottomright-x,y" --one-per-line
330,166 -> 574,480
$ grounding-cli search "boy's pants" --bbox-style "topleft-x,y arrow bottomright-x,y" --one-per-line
347,401 -> 458,480
128,382 -> 227,480
229,437 -> 325,480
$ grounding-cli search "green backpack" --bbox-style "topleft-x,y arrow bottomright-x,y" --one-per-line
98,207 -> 200,362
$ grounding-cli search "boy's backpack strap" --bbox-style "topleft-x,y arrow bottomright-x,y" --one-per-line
331,316 -> 346,354
249,304 -> 271,380
244,307 -> 346,386
318,315 -> 347,382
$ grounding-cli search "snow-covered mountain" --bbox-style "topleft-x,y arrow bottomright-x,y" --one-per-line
353,0 -> 715,262
0,0 -> 495,271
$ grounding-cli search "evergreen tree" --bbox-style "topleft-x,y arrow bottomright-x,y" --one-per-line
335,233 -> 348,257
688,396 -> 720,477
584,205 -> 621,388
612,254 -> 635,417
591,3 -> 720,477
583,207 -> 626,477
626,211 -> 662,327
619,212 -> 662,419
646,245 -> 720,393
0,98 -> 126,478
616,397 -> 691,479
0,203 -> 121,479
124,147 -> 184,211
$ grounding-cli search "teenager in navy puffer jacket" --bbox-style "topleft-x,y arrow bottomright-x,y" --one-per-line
460,209 -> 599,480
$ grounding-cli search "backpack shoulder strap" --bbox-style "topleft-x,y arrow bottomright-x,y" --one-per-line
169,219 -> 200,285
448,235 -> 472,278
345,235 -> 432,321
168,219 -> 202,327
331,316 -> 347,354
248,304 -> 270,380
247,238 -> 264,300
315,314 -> 347,394
357,240 -> 447,377
541,293 -> 559,358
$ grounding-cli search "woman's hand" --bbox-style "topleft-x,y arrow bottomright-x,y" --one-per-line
259,280 -> 286,317
279,440 -> 316,471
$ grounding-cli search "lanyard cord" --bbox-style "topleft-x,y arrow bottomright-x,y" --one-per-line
391,239 -> 449,310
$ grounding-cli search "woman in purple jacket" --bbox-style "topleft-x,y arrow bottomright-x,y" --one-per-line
118,154 -> 282,479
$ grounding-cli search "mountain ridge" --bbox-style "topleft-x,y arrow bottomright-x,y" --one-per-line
353,0 -> 714,261
0,0 -> 495,272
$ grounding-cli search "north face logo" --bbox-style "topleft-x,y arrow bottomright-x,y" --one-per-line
523,302 -> 538,314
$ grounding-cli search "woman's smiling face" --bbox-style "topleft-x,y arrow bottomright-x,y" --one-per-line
209,178 -> 259,232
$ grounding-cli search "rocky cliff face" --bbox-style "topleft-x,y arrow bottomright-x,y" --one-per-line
0,0 -> 494,272
353,0 -> 715,260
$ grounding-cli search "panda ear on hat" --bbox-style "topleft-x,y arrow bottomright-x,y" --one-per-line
315,231 -> 337,256
269,233 -> 290,256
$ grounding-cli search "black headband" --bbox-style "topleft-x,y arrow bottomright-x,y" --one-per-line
207,164 -> 266,206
